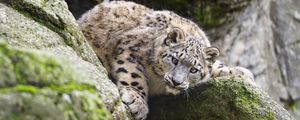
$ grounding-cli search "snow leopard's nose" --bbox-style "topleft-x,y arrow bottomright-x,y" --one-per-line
171,77 -> 181,86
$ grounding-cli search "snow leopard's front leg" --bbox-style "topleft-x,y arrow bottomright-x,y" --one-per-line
110,52 -> 149,120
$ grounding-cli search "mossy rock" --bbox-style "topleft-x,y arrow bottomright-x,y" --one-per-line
148,76 -> 293,120
0,0 -> 131,119
0,42 -> 112,120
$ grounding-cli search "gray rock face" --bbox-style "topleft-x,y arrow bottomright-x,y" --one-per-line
0,42 -> 113,120
211,0 -> 300,119
0,0 -> 132,119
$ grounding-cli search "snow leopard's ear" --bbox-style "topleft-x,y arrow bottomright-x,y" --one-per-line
164,27 -> 185,46
203,47 -> 220,61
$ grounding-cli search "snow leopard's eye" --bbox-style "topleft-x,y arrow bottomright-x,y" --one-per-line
171,56 -> 178,65
190,67 -> 198,73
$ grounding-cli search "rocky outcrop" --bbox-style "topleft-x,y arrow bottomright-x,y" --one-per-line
148,76 -> 292,120
0,0 -> 131,119
210,0 -> 300,118
0,42 -> 112,120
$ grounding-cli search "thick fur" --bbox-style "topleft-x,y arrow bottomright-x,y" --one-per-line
78,1 -> 254,120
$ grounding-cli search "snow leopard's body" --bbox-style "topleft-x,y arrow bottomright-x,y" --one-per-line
78,1 -> 254,119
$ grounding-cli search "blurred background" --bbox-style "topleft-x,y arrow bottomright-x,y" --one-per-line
65,0 -> 300,119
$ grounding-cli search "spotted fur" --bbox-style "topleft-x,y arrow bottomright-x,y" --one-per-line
78,1 -> 253,120
211,60 -> 254,80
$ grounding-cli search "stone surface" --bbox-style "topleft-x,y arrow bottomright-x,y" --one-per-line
210,0 -> 300,119
0,42 -> 112,120
0,0 -> 132,119
148,76 -> 293,120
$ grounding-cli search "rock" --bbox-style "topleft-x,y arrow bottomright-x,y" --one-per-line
0,0 -> 132,119
0,42 -> 111,120
210,0 -> 300,119
148,76 -> 293,120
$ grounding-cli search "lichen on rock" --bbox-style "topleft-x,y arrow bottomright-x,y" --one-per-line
0,0 -> 132,119
148,76 -> 293,120
0,42 -> 112,120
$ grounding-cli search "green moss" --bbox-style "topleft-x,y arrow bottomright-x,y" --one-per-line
0,42 -> 95,91
193,77 -> 275,120
49,83 -> 96,93
0,83 -> 96,94
0,85 -> 30,93
0,42 -> 112,120
14,85 -> 39,94
148,76 -> 288,120
78,92 -> 112,120
0,91 -> 113,120
0,0 -> 125,118
0,43 -> 75,86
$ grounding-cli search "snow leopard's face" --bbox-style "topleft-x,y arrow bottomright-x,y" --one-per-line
154,28 -> 220,90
